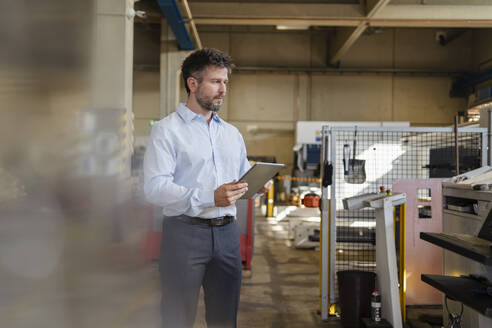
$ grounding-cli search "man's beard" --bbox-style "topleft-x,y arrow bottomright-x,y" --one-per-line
196,91 -> 223,112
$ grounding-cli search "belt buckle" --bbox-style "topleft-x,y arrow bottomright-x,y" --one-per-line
212,216 -> 228,226
215,217 -> 225,226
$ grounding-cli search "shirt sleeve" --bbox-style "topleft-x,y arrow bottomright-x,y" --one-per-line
143,124 -> 215,213
238,130 -> 251,179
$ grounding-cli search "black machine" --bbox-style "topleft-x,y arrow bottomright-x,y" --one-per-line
427,146 -> 482,178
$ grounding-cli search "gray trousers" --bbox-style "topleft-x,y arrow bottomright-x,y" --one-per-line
160,216 -> 242,328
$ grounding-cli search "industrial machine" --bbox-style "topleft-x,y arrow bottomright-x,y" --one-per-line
294,223 -> 320,249
421,167 -> 492,328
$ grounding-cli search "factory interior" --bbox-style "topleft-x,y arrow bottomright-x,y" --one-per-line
3,1 -> 492,327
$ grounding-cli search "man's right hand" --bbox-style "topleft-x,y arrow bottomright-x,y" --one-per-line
214,180 -> 248,207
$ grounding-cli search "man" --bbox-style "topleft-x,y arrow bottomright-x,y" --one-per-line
144,48 -> 270,328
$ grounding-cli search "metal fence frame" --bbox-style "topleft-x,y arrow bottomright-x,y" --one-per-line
319,126 -> 487,320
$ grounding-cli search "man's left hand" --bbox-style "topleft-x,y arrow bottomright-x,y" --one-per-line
257,180 -> 273,194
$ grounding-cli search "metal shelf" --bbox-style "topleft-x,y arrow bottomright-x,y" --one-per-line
420,232 -> 492,265
421,274 -> 492,318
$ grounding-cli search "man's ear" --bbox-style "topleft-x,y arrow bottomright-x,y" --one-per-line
187,77 -> 198,93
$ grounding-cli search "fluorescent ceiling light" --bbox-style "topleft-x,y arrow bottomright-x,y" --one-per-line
276,25 -> 309,30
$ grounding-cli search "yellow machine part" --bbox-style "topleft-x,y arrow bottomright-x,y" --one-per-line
319,200 -> 336,316
394,204 -> 406,323
266,183 -> 274,217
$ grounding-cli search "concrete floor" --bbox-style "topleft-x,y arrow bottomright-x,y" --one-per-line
235,214 -> 339,328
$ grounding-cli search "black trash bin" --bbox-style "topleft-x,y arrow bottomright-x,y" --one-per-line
337,270 -> 376,328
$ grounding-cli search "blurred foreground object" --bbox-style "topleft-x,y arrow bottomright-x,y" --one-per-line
0,1 -> 147,327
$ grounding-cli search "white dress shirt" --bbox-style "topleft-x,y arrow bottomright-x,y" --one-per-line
144,103 -> 251,218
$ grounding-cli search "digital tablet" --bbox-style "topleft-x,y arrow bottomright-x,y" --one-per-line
238,162 -> 285,199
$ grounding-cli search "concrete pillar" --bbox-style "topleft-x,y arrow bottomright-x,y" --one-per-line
90,0 -> 135,177
160,18 -> 191,117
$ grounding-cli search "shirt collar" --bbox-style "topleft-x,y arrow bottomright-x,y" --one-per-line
177,103 -> 198,123
211,111 -> 222,123
177,103 -> 222,124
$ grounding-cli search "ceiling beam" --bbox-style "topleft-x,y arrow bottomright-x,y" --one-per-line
189,3 -> 492,28
375,4 -> 492,20
328,25 -> 366,65
193,17 -> 361,27
192,17 -> 492,28
372,4 -> 492,28
329,0 -> 390,65
390,0 -> 492,5
366,0 -> 392,17
368,19 -> 492,28
189,3 -> 363,19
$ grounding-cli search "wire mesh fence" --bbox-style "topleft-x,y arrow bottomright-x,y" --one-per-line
328,127 -> 486,301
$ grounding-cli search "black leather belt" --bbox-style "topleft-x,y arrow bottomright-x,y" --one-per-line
184,215 -> 235,227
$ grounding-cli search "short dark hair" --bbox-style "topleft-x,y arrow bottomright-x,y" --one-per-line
181,48 -> 234,94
